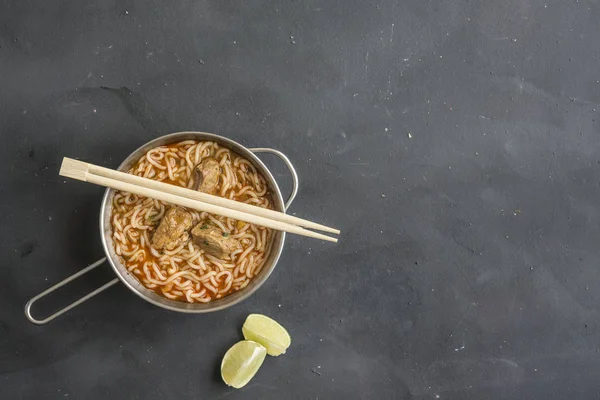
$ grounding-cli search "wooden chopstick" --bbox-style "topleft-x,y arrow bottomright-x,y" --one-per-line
85,160 -> 339,235
60,157 -> 339,243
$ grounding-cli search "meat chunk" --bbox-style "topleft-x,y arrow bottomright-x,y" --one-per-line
152,206 -> 193,250
193,158 -> 220,194
191,221 -> 241,258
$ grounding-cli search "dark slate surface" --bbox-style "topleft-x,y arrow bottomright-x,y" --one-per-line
2,0 -> 600,399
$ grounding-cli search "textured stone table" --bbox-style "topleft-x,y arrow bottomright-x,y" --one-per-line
2,1 -> 600,398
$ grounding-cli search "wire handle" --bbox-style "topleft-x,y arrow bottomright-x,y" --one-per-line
250,148 -> 298,211
24,258 -> 119,325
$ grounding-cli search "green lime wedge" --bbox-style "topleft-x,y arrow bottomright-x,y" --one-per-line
221,340 -> 267,388
242,314 -> 291,356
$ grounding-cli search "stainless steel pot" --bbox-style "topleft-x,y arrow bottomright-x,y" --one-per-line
25,131 -> 298,324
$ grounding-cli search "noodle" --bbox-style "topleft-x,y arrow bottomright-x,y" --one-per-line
110,140 -> 274,303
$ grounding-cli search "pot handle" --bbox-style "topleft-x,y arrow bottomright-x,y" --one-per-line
24,258 -> 119,325
249,148 -> 298,211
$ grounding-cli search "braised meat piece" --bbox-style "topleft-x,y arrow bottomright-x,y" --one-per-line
193,158 -> 220,194
152,206 -> 193,250
191,221 -> 241,258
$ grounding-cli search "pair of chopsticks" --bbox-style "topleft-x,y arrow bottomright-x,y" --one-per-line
59,157 -> 340,243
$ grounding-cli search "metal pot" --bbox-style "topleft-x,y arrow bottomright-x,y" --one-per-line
25,131 -> 298,324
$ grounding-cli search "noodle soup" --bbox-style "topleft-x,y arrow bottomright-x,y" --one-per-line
110,140 -> 274,303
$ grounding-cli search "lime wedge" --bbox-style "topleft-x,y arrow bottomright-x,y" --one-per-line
221,340 -> 267,388
242,314 -> 291,356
